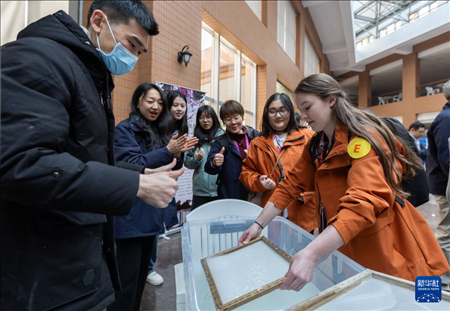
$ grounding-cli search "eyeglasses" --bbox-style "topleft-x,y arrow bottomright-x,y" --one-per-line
223,115 -> 242,124
268,108 -> 289,117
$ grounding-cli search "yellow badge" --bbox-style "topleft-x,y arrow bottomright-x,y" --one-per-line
347,138 -> 371,159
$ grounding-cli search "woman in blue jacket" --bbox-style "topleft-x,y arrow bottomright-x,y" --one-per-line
112,83 -> 197,310
146,90 -> 189,286
185,105 -> 224,209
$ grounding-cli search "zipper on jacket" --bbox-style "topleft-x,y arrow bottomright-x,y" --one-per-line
320,202 -> 327,231
316,182 -> 326,232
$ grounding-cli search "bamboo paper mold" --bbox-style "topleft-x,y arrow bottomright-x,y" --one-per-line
201,236 -> 292,311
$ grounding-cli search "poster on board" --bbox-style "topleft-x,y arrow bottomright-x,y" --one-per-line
156,82 -> 205,230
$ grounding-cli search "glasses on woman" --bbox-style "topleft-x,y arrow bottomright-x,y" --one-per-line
223,115 -> 242,124
268,108 -> 289,117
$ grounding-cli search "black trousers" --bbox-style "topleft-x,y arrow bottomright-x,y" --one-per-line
107,236 -> 155,311
192,195 -> 219,210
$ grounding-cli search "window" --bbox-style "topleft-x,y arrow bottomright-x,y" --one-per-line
241,55 -> 257,127
1,1 -> 76,45
245,1 -> 260,19
276,81 -> 295,105
304,35 -> 320,77
409,1 -> 446,23
277,1 -> 296,62
219,39 -> 237,102
387,24 -> 395,34
200,23 -> 257,128
419,6 -> 430,17
430,2 -> 438,11
201,28 -> 214,101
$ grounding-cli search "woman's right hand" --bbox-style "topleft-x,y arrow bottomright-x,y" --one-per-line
238,223 -> 262,245
167,134 -> 199,154
260,175 -> 276,190
167,134 -> 182,154
194,147 -> 205,161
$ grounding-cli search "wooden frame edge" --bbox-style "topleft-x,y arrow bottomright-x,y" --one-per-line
202,236 -> 293,311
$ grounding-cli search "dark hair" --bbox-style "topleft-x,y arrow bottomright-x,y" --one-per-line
295,73 -> 422,198
194,106 -> 222,146
87,0 -> 159,36
167,90 -> 188,136
295,112 -> 301,125
219,100 -> 244,121
408,121 -> 425,131
130,83 -> 172,150
260,93 -> 299,137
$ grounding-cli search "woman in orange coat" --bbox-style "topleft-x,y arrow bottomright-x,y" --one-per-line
240,93 -> 316,232
240,73 -> 450,291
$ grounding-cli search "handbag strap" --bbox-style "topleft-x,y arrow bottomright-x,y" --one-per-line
269,149 -> 285,179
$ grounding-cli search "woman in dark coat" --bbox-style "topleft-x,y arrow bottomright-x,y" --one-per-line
110,83 -> 197,311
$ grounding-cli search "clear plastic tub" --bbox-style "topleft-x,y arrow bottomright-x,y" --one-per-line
181,216 -> 365,311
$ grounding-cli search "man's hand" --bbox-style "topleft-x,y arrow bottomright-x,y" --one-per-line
137,167 -> 185,208
144,159 -> 177,175
213,147 -> 225,167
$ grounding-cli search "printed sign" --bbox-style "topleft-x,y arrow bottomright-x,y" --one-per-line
156,82 -> 205,229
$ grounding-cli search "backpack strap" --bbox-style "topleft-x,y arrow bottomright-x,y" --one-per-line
220,133 -> 229,154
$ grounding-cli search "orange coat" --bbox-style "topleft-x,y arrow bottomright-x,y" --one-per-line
240,129 -> 317,232
270,124 -> 450,281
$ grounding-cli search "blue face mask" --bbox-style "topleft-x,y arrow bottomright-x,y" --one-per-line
96,16 -> 138,75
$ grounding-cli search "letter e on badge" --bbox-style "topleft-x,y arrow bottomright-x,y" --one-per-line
348,138 -> 371,159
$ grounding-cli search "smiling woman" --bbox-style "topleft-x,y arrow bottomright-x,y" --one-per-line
240,93 -> 316,232
112,82 -> 198,311
240,73 -> 449,293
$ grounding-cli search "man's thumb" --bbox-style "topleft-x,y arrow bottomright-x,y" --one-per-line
219,147 -> 225,155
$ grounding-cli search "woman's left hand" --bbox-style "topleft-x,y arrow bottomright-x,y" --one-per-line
280,249 -> 318,291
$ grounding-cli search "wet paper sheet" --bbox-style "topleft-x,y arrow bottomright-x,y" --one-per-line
201,236 -> 292,311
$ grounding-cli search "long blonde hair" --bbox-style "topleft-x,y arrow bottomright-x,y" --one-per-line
295,73 -> 422,198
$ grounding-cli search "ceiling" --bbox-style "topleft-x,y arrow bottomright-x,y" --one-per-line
419,44 -> 450,85
302,0 -> 450,77
370,62 -> 403,96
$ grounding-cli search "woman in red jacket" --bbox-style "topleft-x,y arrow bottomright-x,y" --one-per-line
240,93 -> 316,232
240,73 -> 449,291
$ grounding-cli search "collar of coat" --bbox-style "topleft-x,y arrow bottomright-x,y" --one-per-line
308,124 -> 353,170
225,125 -> 258,141
251,129 -> 308,156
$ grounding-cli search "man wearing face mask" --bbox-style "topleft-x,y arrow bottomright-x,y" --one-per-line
1,1 -> 183,311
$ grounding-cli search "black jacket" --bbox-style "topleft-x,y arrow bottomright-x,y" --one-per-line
382,117 -> 429,207
1,11 -> 140,311
427,102 -> 450,195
